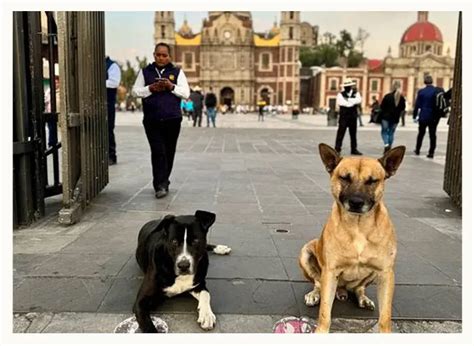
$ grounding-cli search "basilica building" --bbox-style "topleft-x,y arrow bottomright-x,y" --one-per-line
313,11 -> 455,113
154,11 -> 317,108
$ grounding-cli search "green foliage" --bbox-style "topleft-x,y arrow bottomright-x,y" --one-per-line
347,50 -> 364,68
299,28 -> 366,68
117,56 -> 149,103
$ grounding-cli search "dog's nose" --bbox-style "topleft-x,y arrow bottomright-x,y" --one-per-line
348,197 -> 365,210
177,260 -> 190,272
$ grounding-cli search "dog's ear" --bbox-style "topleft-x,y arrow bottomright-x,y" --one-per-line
194,210 -> 216,231
156,214 -> 175,235
378,146 -> 406,179
319,143 -> 341,174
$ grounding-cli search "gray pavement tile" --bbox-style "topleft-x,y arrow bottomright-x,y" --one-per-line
216,314 -> 275,333
14,278 -> 113,313
116,255 -> 141,279
13,234 -> 79,255
400,240 -> 462,284
13,254 -> 52,276
261,204 -> 310,217
208,236 -> 278,257
41,312 -> 129,333
122,196 -> 170,212
97,277 -> 141,313
207,279 -> 299,315
207,256 -> 288,280
210,223 -> 272,239
395,252 -> 456,286
415,217 -> 462,241
59,226 -> 138,255
281,257 -> 306,282
391,285 -> 462,320
31,253 -> 129,278
257,196 -> 302,206
165,203 -> 218,215
272,238 -> 307,258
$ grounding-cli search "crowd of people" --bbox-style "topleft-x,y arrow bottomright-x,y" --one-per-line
104,42 -> 452,200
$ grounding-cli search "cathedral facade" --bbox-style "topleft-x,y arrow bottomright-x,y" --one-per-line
154,11 -> 316,108
314,11 -> 455,113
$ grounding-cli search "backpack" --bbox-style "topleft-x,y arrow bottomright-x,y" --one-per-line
435,90 -> 448,118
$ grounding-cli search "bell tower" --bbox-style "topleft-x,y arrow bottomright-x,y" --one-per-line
278,11 -> 301,107
154,11 -> 175,56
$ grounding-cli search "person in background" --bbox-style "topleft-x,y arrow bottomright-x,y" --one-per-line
184,98 -> 194,121
204,87 -> 218,127
132,43 -> 190,198
413,75 -> 440,159
189,85 -> 204,127
380,81 -> 406,153
106,56 -> 121,165
369,96 -> 380,123
334,79 -> 363,155
257,99 -> 266,121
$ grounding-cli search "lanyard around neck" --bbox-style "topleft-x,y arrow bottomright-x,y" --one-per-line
155,67 -> 165,78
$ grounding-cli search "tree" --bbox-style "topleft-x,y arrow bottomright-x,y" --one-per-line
335,30 -> 354,57
322,32 -> 336,45
300,44 -> 339,68
347,50 -> 364,68
354,27 -> 370,54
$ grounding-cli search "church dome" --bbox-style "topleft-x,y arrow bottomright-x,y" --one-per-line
401,12 -> 443,44
178,19 -> 193,38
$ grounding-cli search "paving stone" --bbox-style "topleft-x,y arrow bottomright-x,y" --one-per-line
31,253 -> 129,278
391,285 -> 462,320
207,279 -> 299,315
207,256 -> 287,280
208,236 -> 278,257
14,278 -> 113,313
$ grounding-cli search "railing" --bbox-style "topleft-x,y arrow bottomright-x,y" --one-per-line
443,12 -> 462,209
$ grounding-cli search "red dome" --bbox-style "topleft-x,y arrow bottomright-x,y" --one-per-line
401,22 -> 443,44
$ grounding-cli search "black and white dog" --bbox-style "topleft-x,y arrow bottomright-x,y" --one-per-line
133,210 -> 231,333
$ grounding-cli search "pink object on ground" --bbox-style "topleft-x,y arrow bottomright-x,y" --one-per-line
272,316 -> 316,333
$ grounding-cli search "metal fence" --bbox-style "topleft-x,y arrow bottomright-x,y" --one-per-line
57,12 -> 109,224
13,11 -> 109,227
443,12 -> 462,209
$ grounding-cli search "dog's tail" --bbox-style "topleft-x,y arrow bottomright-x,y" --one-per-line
206,244 -> 232,255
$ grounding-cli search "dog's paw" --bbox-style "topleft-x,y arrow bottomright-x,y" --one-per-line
213,245 -> 231,255
197,308 -> 216,330
358,296 -> 375,310
304,290 -> 320,306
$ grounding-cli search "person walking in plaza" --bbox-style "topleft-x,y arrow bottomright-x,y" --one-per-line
380,81 -> 406,153
190,86 -> 204,127
204,87 -> 217,127
132,42 -> 190,198
106,56 -> 121,165
257,99 -> 266,121
369,95 -> 380,123
334,78 -> 363,155
413,75 -> 441,158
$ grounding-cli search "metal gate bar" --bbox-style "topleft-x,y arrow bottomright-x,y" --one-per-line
443,12 -> 462,208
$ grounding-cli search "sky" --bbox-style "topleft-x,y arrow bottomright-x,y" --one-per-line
105,11 -> 459,68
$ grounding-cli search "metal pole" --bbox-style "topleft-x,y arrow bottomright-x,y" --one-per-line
13,12 -> 35,225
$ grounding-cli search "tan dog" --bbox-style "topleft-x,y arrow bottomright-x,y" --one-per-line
298,143 -> 405,333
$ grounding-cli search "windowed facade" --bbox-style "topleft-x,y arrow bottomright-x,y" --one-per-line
259,52 -> 272,71
184,52 -> 193,70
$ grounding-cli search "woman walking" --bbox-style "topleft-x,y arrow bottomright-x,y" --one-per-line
380,81 -> 406,153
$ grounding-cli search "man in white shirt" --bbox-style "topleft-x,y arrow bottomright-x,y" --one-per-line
106,56 -> 121,165
335,79 -> 363,155
132,43 -> 190,198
